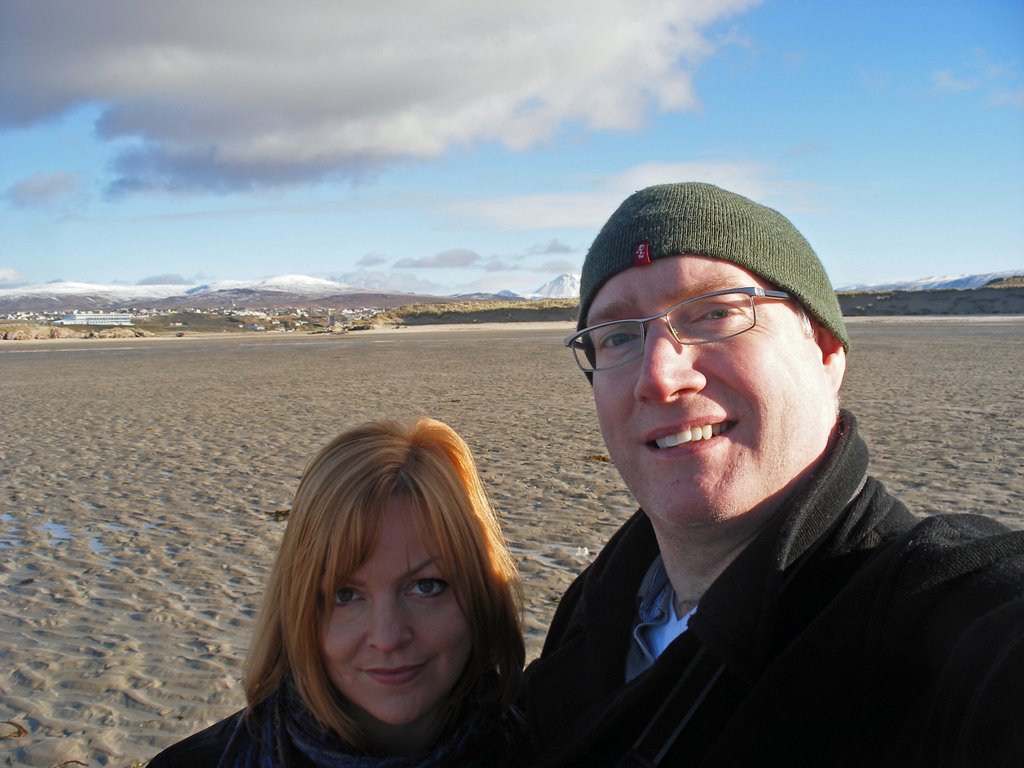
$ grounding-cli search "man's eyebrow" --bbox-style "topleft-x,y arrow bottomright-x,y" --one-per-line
586,299 -> 637,326
586,278 -> 740,325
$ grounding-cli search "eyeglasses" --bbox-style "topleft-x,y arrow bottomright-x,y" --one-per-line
565,287 -> 790,373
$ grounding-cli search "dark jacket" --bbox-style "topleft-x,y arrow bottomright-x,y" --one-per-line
147,711 -> 251,768
148,693 -> 523,767
519,411 -> 1024,767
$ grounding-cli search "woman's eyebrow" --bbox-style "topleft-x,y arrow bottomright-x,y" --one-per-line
402,557 -> 440,580
328,556 -> 440,589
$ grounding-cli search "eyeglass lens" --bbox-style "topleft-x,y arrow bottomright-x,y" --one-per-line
574,292 -> 757,372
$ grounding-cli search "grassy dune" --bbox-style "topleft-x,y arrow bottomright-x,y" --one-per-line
372,298 -> 580,326
373,284 -> 1024,327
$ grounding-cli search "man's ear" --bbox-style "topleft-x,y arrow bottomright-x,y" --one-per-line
815,325 -> 847,394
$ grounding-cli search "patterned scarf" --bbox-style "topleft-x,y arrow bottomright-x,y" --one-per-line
218,676 -> 506,768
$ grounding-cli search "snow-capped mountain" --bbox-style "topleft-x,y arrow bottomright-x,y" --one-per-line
3,269 -> 1020,315
185,274 -> 361,296
0,275 -> 408,313
0,275 -> 362,303
531,273 -> 581,299
837,270 -> 1022,292
0,280 -> 193,303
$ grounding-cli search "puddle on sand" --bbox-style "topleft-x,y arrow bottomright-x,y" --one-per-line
40,521 -> 72,541
88,537 -> 110,554
0,512 -> 17,549
1,517 -> 129,557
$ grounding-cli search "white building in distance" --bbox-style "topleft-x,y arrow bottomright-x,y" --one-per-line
59,311 -> 134,326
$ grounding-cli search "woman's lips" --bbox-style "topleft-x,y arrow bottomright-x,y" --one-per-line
365,664 -> 423,686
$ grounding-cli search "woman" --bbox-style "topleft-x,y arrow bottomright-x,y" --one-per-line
150,418 -> 525,767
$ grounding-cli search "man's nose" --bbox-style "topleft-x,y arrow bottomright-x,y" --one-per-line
633,320 -> 707,402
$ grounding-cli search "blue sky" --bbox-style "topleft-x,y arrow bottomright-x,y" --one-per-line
1,0 -> 1021,295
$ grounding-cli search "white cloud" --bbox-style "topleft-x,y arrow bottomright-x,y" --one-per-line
137,273 -> 191,285
989,87 -> 1024,109
339,270 -> 446,294
540,258 -> 583,274
356,252 -> 389,267
611,161 -> 779,201
393,249 -> 481,269
448,159 -> 822,230
0,268 -> 26,287
4,171 -> 81,207
450,191 -> 622,230
0,0 -> 759,194
931,51 -> 1024,109
527,238 -> 576,255
932,69 -> 977,93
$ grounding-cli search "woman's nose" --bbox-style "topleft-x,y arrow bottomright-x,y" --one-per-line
366,599 -> 413,652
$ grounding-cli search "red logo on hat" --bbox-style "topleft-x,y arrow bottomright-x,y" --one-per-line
633,241 -> 651,266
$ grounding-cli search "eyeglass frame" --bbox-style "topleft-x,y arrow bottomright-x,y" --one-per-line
565,286 -> 791,373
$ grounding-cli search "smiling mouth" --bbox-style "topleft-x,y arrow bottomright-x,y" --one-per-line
653,421 -> 731,449
366,665 -> 423,685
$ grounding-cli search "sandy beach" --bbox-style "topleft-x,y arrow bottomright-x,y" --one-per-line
2,317 -> 1022,766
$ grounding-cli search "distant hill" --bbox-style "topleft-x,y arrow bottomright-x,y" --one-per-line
837,269 -> 1023,291
2,269 -> 1022,316
837,286 -> 1024,316
0,273 -> 586,314
373,298 -> 579,326
0,275 -> 467,314
835,269 -> 1024,316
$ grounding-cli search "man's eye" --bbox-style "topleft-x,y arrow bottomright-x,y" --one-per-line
410,578 -> 448,597
596,326 -> 640,349
701,306 -> 734,321
679,302 -> 742,324
333,588 -> 358,605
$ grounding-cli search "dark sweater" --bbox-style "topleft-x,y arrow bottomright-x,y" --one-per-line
519,412 -> 1024,767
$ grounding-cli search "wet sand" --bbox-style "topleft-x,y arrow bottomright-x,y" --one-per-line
1,317 -> 1022,766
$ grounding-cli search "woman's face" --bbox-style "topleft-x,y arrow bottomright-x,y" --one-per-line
320,496 -> 473,754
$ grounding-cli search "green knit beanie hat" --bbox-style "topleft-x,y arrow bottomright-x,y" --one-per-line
578,182 -> 849,350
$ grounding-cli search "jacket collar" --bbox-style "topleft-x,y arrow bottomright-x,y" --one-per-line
572,411 -> 879,684
685,410 -> 872,680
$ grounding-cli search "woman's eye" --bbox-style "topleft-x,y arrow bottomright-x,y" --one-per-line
410,578 -> 448,597
333,587 -> 358,605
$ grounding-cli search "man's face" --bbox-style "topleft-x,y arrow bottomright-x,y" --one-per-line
588,255 -> 846,534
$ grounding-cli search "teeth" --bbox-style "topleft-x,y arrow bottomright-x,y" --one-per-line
655,423 -> 723,449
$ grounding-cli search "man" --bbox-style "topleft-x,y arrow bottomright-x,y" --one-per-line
519,183 -> 1024,766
